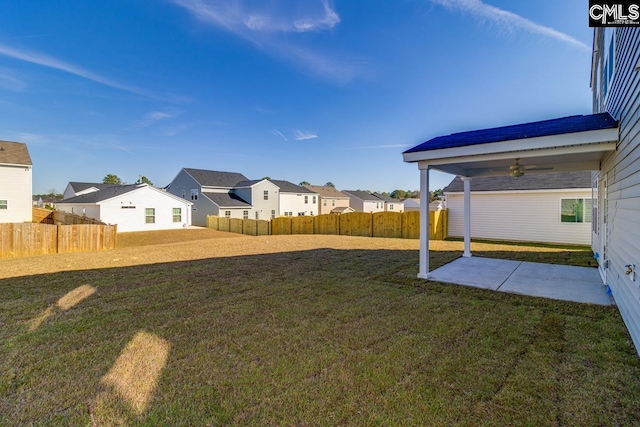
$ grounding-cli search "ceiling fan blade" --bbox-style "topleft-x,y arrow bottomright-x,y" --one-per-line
522,166 -> 554,171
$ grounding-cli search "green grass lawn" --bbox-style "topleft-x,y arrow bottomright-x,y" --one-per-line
1,235 -> 639,425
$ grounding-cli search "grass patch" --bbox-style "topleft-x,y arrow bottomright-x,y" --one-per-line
0,232 -> 638,425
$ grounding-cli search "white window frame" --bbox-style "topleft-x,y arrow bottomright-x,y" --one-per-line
145,208 -> 156,224
173,208 -> 182,223
225,210 -> 231,217
560,198 -> 592,224
0,200 -> 7,210
263,190 -> 269,200
190,189 -> 199,201
243,210 -> 249,219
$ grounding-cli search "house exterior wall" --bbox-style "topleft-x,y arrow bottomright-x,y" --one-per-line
166,169 -> 216,226
592,27 -> 640,352
446,189 -> 592,245
58,187 -> 192,232
0,164 -> 32,223
318,197 -> 350,214
279,192 -> 318,216
362,200 -> 384,213
385,201 -> 403,212
241,180 -> 279,220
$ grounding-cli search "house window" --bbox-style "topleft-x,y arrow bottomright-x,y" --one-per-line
271,210 -> 276,219
312,196 -> 316,204
323,199 -> 327,206
0,200 -> 7,210
243,210 -> 249,219
602,28 -> 615,102
389,204 -> 394,210
190,189 -> 198,201
173,208 -> 182,222
145,208 -> 155,224
561,199 -> 592,223
264,190 -> 269,200
304,195 -> 308,204
121,206 -> 136,209
225,210 -> 231,217
332,199 -> 335,206
255,211 -> 259,220
298,212 -> 305,216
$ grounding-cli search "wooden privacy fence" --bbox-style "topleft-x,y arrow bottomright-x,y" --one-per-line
206,210 -> 448,240
0,223 -> 117,259
33,207 -> 106,225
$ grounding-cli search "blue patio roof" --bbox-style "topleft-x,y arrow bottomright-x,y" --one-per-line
404,112 -> 618,154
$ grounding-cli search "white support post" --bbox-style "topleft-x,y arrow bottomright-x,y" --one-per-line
462,176 -> 472,257
418,168 -> 430,279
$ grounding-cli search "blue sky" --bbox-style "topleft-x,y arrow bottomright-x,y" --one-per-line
0,0 -> 594,195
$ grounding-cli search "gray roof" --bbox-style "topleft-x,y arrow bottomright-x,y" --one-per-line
443,172 -> 592,193
0,140 -> 32,165
60,184 -> 141,203
342,190 -> 382,202
234,179 -> 262,187
372,192 -> 400,203
69,182 -> 113,193
184,168 -> 249,187
203,192 -> 251,208
270,180 -> 315,194
303,184 -> 350,198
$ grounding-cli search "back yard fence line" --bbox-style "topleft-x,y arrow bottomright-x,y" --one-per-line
206,210 -> 448,240
0,223 -> 118,259
33,207 -> 106,225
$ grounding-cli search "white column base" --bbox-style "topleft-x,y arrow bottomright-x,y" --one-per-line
417,273 -> 430,280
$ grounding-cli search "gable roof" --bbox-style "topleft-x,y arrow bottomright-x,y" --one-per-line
68,182 -> 113,193
184,168 -> 249,187
270,180 -> 315,194
60,184 -> 142,203
0,140 -> 32,166
203,192 -> 251,208
59,183 -> 192,205
404,113 -> 618,154
372,192 -> 401,203
303,184 -> 349,198
443,171 -> 592,193
342,190 -> 382,202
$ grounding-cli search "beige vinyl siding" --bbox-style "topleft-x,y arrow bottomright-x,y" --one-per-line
596,27 -> 640,352
446,190 -> 592,245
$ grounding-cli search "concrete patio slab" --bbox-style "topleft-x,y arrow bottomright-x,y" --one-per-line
428,257 -> 614,305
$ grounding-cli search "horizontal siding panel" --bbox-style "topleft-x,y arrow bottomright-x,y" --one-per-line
446,190 -> 591,245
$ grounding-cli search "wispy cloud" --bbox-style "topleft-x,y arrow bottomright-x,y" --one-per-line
0,67 -> 27,91
272,129 -> 288,141
293,129 -> 318,141
171,0 -> 363,82
427,0 -> 589,51
138,111 -> 175,127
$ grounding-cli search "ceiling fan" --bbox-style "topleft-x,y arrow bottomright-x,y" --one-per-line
500,159 -> 554,178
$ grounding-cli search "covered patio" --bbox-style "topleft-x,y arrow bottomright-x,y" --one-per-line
403,113 -> 619,302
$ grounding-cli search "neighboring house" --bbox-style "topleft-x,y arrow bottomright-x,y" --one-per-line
303,184 -> 351,214
342,190 -> 384,213
0,140 -> 32,223
270,180 -> 318,217
373,192 -> 404,212
57,183 -> 192,232
63,182 -> 113,199
403,198 -> 421,212
443,172 -> 593,245
402,28 -> 640,353
166,168 -> 256,225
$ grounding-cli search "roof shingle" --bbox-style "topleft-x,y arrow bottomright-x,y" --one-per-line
442,172 -> 593,193
184,168 -> 249,187
0,140 -> 32,166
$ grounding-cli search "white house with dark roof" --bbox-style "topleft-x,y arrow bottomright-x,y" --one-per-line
303,184 -> 351,214
342,190 -> 386,213
57,183 -> 192,232
443,172 -> 592,245
403,27 -> 640,354
270,180 -> 318,216
0,140 -> 32,223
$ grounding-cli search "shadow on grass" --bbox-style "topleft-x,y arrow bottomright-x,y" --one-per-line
1,247 -> 638,426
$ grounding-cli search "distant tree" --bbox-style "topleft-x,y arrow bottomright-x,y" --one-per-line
103,174 -> 124,185
299,181 -> 310,186
429,189 -> 443,202
390,189 -> 407,200
262,176 -> 271,180
137,175 -> 153,186
325,182 -> 335,188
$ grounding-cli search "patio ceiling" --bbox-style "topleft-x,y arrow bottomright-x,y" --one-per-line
403,113 -> 619,177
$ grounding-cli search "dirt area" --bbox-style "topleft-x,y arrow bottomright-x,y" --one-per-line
0,229 -> 420,280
